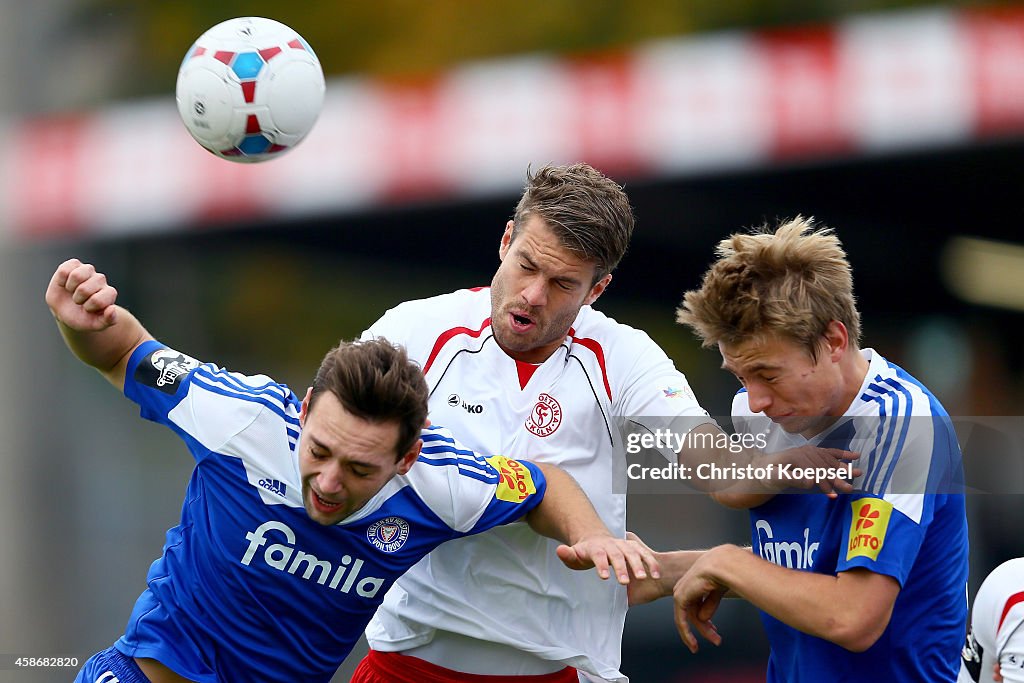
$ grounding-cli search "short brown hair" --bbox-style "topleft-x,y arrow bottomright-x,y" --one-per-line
512,163 -> 635,281
676,216 -> 861,361
308,338 -> 428,460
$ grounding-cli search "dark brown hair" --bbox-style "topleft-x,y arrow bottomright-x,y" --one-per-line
309,338 -> 428,460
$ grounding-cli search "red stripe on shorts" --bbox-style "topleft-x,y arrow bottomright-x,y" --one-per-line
349,649 -> 578,683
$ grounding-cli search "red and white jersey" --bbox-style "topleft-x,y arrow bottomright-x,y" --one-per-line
960,558 -> 1024,683
360,287 -> 711,682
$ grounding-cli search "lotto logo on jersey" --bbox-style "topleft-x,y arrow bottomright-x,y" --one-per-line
367,516 -> 410,553
485,455 -> 537,503
847,498 -> 893,561
525,393 -> 562,437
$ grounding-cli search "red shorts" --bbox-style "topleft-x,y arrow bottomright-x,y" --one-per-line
349,649 -> 579,683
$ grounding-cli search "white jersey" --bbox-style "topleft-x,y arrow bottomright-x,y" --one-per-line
960,558 -> 1024,682
361,287 -> 711,682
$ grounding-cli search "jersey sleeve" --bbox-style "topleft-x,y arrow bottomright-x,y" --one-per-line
360,301 -> 436,366
613,329 -> 717,462
406,426 -> 548,535
836,417 -> 955,583
124,339 -> 298,462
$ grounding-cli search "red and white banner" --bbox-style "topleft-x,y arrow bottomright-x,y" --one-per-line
3,6 -> 1023,242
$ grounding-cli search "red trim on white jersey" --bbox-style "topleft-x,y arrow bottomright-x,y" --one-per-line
515,360 -> 540,390
998,591 -> 1024,633
568,328 -> 612,401
422,318 -> 492,375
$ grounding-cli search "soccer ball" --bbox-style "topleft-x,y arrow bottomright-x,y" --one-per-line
175,17 -> 326,163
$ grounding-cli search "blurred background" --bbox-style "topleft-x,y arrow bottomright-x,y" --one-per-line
2,1 -> 1024,681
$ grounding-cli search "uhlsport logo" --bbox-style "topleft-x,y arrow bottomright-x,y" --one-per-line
847,498 -> 893,561
258,478 -> 288,498
367,516 -> 410,553
755,519 -> 819,569
525,393 -> 561,437
241,521 -> 385,598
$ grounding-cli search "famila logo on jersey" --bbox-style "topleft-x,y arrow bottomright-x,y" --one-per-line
755,519 -> 819,569
241,521 -> 385,598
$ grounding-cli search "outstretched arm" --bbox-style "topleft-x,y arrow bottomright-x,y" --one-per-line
45,258 -> 153,389
677,423 -> 860,509
525,462 -> 659,585
672,544 -> 899,653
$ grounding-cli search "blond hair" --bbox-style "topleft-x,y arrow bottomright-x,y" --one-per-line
676,216 -> 861,360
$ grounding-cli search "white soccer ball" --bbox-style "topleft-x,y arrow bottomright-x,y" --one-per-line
175,17 -> 326,163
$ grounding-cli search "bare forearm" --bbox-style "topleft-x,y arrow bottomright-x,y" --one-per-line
676,424 -> 777,504
650,549 -> 705,597
57,305 -> 152,387
527,463 -> 609,545
696,545 -> 893,650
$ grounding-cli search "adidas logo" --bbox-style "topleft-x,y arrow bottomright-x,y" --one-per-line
259,478 -> 287,498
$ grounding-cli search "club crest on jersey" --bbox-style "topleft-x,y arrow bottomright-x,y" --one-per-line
367,516 -> 410,553
136,348 -> 201,394
525,393 -> 562,437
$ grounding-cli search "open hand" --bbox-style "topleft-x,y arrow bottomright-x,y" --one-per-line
673,553 -> 728,653
556,533 -> 660,585
759,445 -> 861,498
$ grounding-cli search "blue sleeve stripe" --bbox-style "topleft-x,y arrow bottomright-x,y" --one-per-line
864,382 -> 897,493
419,451 -> 495,477
861,378 -> 914,494
421,430 -> 455,444
877,378 -> 914,492
415,455 -> 501,484
420,443 -> 488,463
194,366 -> 291,405
190,375 -> 301,427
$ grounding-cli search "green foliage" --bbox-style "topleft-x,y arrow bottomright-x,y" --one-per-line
82,0 -> 1014,100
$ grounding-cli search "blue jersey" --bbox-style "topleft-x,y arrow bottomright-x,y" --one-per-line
734,349 -> 968,682
112,340 -> 547,683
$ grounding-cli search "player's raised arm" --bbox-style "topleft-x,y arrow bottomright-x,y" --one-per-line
526,462 -> 660,585
670,422 -> 860,509
45,258 -> 154,389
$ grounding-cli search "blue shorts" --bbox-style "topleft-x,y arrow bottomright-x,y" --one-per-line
74,646 -> 148,683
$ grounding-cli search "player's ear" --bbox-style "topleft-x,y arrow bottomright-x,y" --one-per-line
584,273 -> 612,306
396,439 -> 422,476
299,387 -> 313,426
498,220 -> 515,261
823,320 -> 849,362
